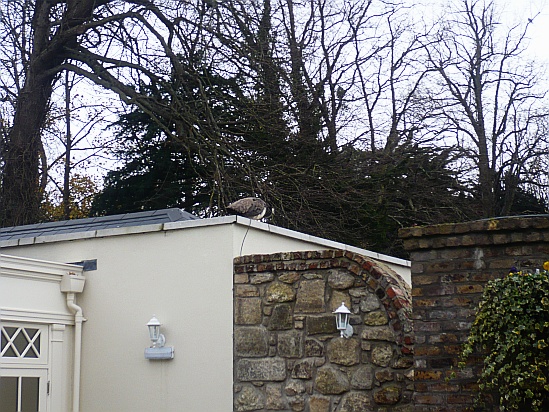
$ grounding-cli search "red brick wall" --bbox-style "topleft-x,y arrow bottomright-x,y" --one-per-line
400,216 -> 549,411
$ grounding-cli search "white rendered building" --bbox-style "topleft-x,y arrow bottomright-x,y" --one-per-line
1,210 -> 410,411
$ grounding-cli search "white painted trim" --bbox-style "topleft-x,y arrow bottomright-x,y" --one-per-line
49,324 -> 68,412
0,308 -> 75,325
1,254 -> 84,278
1,269 -> 63,283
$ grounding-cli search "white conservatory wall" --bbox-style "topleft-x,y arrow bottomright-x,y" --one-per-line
0,255 -> 82,412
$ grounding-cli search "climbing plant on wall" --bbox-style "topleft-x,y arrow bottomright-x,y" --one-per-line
460,262 -> 549,411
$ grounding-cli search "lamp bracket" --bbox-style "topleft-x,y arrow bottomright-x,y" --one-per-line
156,333 -> 166,348
144,346 -> 174,360
341,324 -> 354,339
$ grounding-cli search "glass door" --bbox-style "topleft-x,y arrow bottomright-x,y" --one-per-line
1,323 -> 49,412
0,368 -> 48,412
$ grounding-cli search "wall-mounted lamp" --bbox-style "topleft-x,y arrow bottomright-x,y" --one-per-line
144,316 -> 174,360
333,302 -> 353,338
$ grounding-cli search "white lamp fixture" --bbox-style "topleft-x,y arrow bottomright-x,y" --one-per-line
147,315 -> 165,348
144,316 -> 174,360
333,302 -> 354,338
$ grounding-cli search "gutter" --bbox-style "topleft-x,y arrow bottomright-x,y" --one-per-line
61,274 -> 86,412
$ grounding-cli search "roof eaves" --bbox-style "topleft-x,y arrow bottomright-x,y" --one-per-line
34,230 -> 97,244
163,215 -> 237,230
95,223 -> 165,238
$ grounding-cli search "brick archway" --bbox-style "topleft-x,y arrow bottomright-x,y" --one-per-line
233,250 -> 413,411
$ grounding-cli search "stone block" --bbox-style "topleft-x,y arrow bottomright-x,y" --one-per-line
361,326 -> 395,342
304,339 -> 324,357
235,284 -> 260,297
303,272 -> 323,280
329,290 -> 351,312
268,303 -> 293,330
285,380 -> 306,396
307,315 -> 338,335
295,280 -> 326,313
234,327 -> 268,357
234,385 -> 265,411
348,287 -> 370,298
314,366 -> 350,395
278,330 -> 303,358
350,365 -> 374,390
363,310 -> 388,326
266,384 -> 288,410
327,270 -> 355,289
375,369 -> 394,382
357,293 -> 380,312
266,282 -> 296,303
393,355 -> 413,370
279,271 -> 300,284
289,396 -> 305,411
336,391 -> 372,411
291,358 -> 314,379
373,386 -> 401,405
327,338 -> 360,366
235,297 -> 262,325
234,273 -> 249,284
237,358 -> 287,381
251,272 -> 275,284
309,396 -> 330,412
371,344 -> 393,367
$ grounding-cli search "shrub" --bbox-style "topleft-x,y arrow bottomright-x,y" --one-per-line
460,262 -> 549,411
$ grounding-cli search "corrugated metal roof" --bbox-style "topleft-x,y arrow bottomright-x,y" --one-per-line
0,209 -> 198,241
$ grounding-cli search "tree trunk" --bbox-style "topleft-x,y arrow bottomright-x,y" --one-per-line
1,60 -> 56,226
0,0 -> 96,226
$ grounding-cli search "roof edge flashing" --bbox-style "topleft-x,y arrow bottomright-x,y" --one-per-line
232,216 -> 410,268
0,214 -> 409,269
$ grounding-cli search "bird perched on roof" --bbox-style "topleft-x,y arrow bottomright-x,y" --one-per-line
226,197 -> 273,220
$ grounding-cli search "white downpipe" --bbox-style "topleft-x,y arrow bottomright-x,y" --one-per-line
66,292 -> 84,412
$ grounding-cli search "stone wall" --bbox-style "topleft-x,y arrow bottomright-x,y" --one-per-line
400,215 -> 549,411
233,250 -> 413,412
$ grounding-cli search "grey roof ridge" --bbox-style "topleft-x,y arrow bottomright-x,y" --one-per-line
0,215 -> 236,247
0,208 -> 197,241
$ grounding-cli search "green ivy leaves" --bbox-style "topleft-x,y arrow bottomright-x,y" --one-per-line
460,265 -> 549,411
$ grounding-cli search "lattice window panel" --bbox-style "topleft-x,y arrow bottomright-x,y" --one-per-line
1,326 -> 42,359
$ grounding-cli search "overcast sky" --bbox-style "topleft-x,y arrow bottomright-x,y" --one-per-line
415,0 -> 548,62
502,0 -> 549,62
